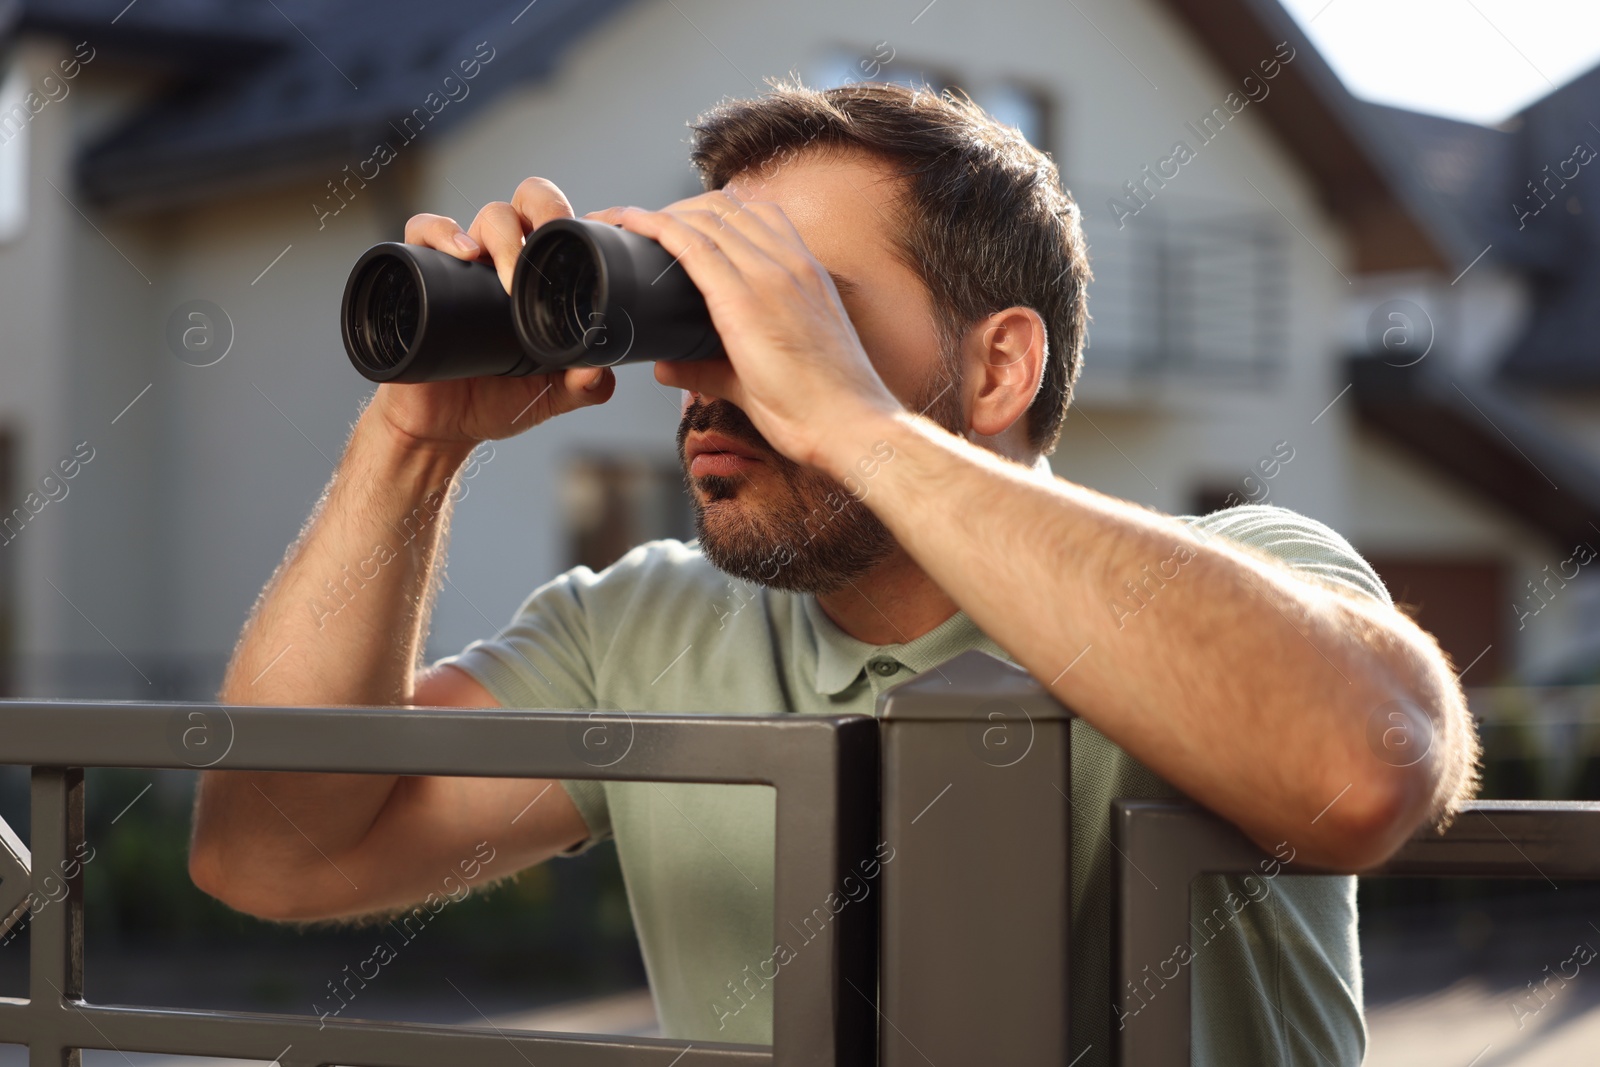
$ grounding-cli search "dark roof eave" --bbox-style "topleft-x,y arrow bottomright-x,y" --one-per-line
76,123 -> 386,214
19,9 -> 288,73
1349,354 -> 1600,551
1151,0 -> 1459,273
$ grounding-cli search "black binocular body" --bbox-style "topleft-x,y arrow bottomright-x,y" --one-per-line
340,218 -> 723,383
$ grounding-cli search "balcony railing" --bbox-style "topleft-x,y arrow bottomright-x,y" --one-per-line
0,650 -> 1596,1065
1076,196 -> 1289,406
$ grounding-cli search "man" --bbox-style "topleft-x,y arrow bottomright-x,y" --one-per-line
190,81 -> 1479,1063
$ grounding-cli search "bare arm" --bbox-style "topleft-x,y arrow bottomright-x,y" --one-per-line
608,191 -> 1479,874
838,417 -> 1478,871
190,179 -> 610,921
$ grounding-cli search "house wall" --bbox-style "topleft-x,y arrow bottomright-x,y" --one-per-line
0,40 -> 73,694
1,0 -> 1584,696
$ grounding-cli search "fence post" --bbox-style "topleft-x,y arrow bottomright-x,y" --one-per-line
876,650 -> 1073,1065
30,767 -> 85,1067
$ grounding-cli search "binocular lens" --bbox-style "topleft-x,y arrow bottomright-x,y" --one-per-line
340,217 -> 723,384
525,231 -> 600,354
349,258 -> 421,374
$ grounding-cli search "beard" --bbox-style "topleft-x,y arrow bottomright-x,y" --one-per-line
677,361 -> 964,595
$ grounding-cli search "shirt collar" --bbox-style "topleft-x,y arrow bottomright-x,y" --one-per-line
802,594 -> 1010,696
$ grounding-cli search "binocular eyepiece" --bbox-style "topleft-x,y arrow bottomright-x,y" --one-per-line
340,218 -> 723,383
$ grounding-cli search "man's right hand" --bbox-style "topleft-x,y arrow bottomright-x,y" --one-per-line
368,177 -> 617,452
194,179 -> 612,922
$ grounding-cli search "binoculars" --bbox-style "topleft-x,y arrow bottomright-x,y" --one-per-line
340,218 -> 723,382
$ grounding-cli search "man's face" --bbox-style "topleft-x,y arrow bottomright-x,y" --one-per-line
674,150 -> 964,595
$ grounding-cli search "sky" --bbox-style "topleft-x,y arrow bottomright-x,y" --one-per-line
1279,0 -> 1600,126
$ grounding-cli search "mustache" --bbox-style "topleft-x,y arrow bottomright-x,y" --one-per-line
677,398 -> 779,461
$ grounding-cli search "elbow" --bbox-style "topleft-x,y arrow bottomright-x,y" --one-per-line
188,835 -> 324,923
187,836 -> 261,916
1324,656 -> 1480,872
1313,760 -> 1436,873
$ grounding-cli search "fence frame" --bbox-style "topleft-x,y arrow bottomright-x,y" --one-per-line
1111,798 -> 1600,1066
0,702 -> 880,1067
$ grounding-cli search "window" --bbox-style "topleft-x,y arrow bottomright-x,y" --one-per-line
562,454 -> 692,572
807,45 -> 957,97
1363,557 -> 1507,684
0,59 -> 25,244
1085,207 -> 1288,387
805,49 -> 1052,153
970,81 -> 1052,154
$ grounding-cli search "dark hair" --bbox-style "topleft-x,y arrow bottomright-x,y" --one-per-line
689,79 -> 1090,455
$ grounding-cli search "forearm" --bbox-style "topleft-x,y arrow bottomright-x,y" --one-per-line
840,411 -> 1460,868
194,404 -> 474,903
221,402 -> 471,706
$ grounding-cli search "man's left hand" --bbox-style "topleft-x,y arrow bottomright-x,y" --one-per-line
586,192 -> 903,477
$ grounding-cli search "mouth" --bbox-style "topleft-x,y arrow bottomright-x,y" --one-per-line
685,430 -> 766,480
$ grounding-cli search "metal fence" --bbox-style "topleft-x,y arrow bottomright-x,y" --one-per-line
1112,799 -> 1600,1065
2,648 -> 1597,1066
0,650 -> 1076,1067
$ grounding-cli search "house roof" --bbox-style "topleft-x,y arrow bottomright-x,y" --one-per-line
1349,354 -> 1600,553
9,0 -> 1472,269
1155,0 -> 1600,393
13,0 -> 634,212
1150,0 -> 1464,273
1345,86 -> 1600,390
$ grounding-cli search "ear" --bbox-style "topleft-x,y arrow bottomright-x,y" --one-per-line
964,307 -> 1045,440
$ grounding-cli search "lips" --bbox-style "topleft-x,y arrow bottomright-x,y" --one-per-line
686,431 -> 765,479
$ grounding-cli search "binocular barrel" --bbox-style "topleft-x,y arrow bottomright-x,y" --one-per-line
340,218 -> 722,383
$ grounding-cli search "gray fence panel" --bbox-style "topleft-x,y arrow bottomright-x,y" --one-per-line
0,704 -> 880,1067
878,650 -> 1074,1065
1111,798 -> 1600,1067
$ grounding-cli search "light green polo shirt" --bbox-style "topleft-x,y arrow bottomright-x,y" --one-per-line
434,503 -> 1387,1064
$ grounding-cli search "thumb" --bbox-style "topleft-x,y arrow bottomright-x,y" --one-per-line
560,366 -> 615,407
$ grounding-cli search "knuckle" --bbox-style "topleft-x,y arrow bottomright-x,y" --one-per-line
473,201 -> 512,227
404,212 -> 446,242
513,176 -> 572,214
751,254 -> 791,282
516,175 -> 560,197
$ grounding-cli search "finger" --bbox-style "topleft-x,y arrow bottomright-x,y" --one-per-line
561,366 -> 613,398
739,200 -> 812,260
583,206 -> 630,225
514,367 -> 616,429
667,206 -> 791,285
613,207 -> 746,300
658,187 -> 745,217
467,202 -> 532,293
706,198 -> 819,279
403,213 -> 481,258
658,192 -> 815,284
511,177 -> 576,232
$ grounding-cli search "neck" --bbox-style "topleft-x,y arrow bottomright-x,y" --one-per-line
812,546 -> 959,645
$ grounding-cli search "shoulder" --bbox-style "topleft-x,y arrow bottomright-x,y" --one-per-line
1178,504 -> 1393,608
557,538 -> 741,618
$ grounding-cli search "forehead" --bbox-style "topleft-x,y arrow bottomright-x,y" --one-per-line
723,150 -> 908,279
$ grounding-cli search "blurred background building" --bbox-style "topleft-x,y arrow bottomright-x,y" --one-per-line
2,0 -> 1600,1062
1,0 -> 1597,702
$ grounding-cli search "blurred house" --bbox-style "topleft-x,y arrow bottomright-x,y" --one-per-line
0,0 -> 1596,701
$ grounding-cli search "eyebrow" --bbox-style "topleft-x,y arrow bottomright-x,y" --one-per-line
828,270 -> 861,297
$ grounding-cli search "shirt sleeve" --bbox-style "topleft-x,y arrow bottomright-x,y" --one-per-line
429,567 -> 614,854
1179,503 -> 1378,1065
1181,503 -> 1393,608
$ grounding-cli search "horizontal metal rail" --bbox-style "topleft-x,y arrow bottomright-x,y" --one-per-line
0,702 -> 881,1067
1111,798 -> 1600,1066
